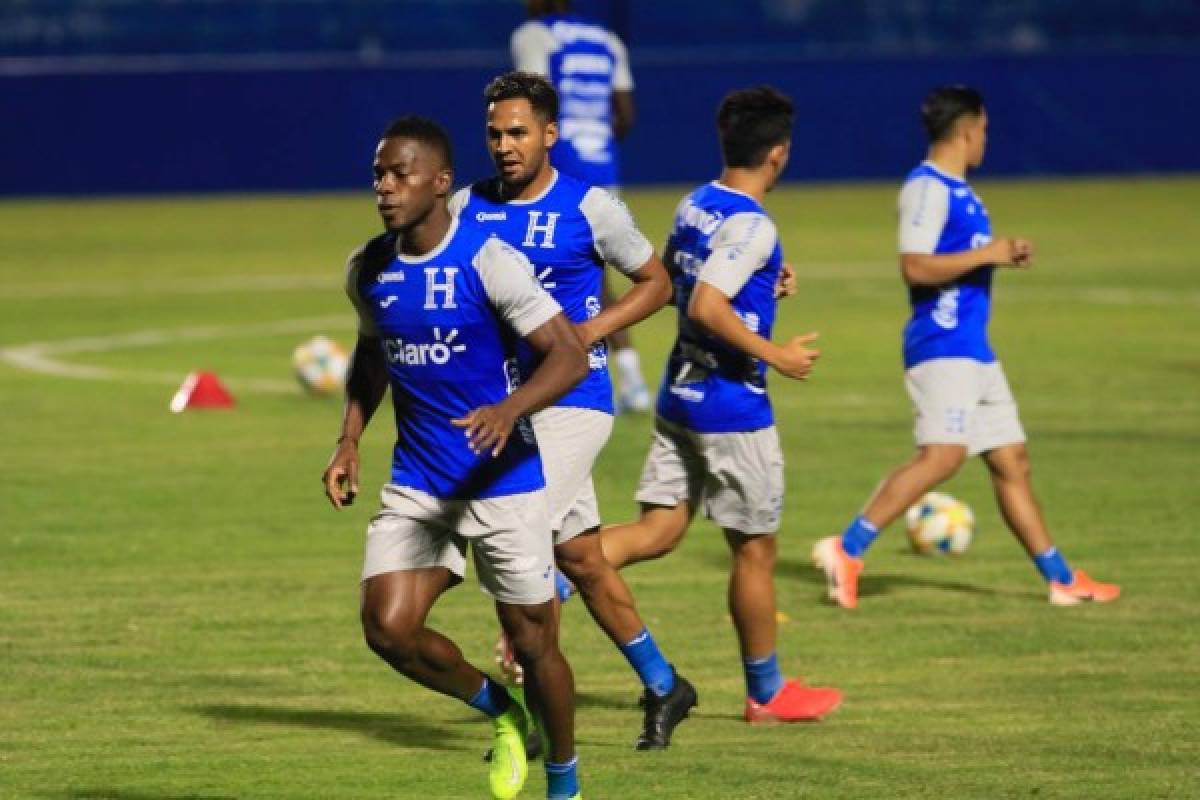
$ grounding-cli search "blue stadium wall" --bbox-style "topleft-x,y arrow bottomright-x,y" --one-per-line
4,51 -> 1197,196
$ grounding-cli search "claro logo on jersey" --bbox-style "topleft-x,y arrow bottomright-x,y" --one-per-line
383,328 -> 467,366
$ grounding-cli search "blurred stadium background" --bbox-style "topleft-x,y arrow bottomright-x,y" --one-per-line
5,0 -> 1200,195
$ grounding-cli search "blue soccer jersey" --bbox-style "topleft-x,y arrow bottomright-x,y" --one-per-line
511,14 -> 634,188
451,171 -> 653,416
345,218 -> 563,500
898,161 -> 996,368
656,182 -> 785,434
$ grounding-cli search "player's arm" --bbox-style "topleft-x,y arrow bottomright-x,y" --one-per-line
687,213 -> 821,382
576,188 -> 671,346
897,176 -> 1032,286
609,34 -> 635,139
324,248 -> 389,509
452,241 -> 588,457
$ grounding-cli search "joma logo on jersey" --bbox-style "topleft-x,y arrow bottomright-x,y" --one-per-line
523,211 -> 560,249
678,200 -> 724,236
384,328 -> 467,366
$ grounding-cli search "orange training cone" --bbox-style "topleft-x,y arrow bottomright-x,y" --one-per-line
169,370 -> 235,413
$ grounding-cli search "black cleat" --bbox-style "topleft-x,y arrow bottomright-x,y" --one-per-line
634,671 -> 697,750
483,726 -> 543,763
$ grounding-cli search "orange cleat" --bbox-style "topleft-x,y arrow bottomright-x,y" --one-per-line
744,679 -> 843,724
1048,570 -> 1121,606
811,536 -> 864,609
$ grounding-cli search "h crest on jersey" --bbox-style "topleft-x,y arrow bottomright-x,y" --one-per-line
523,211 -> 560,248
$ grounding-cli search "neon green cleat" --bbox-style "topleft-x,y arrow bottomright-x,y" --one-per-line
488,698 -> 530,800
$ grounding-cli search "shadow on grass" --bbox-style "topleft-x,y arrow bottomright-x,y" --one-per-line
773,555 -> 1015,599
193,704 -> 472,752
53,792 -> 236,800
575,688 -> 637,712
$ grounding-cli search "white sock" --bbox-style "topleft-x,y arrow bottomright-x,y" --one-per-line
614,347 -> 644,388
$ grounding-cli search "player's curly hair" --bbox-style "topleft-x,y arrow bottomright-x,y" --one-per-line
381,115 -> 453,169
921,85 -> 985,143
717,86 -> 794,169
484,71 -> 560,123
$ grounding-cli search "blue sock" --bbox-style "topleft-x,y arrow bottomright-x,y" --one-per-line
840,515 -> 879,557
554,569 -> 575,603
1033,547 -> 1073,584
619,628 -> 676,697
466,676 -> 511,718
545,756 -> 579,800
743,652 -> 783,705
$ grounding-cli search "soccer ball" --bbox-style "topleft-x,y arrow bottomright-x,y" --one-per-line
905,492 -> 975,555
292,335 -> 348,395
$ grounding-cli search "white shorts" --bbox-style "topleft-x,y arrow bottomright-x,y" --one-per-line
905,358 -> 1027,456
531,406 -> 613,545
634,417 -> 784,534
361,484 -> 555,606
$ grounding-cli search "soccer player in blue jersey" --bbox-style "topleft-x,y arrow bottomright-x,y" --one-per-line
812,86 -> 1121,610
321,116 -> 589,800
600,87 -> 844,724
451,71 -> 697,751
512,0 -> 652,413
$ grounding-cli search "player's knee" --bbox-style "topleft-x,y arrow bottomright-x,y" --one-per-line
557,546 -> 608,596
733,534 -> 777,572
507,616 -> 554,666
990,444 -> 1031,483
360,607 -> 421,664
920,446 -> 967,480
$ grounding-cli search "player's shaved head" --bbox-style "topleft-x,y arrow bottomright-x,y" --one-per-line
485,71 -> 560,124
921,86 -> 985,143
717,86 -> 794,169
381,115 -> 454,170
526,0 -> 570,15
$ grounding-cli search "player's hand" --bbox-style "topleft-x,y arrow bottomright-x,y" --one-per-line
1010,238 -> 1034,267
323,438 -> 360,510
775,262 -> 797,298
452,403 -> 519,458
574,319 -> 600,347
771,332 -> 821,381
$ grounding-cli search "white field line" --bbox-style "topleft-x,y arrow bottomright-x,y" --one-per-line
0,315 -> 350,394
0,274 -> 336,300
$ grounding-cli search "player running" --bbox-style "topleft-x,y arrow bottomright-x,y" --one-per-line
600,86 -> 844,724
323,115 -> 588,800
450,70 -> 697,751
511,0 -> 652,412
811,85 -> 1121,610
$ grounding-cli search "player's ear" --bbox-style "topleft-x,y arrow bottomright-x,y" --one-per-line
767,141 -> 790,172
544,119 -> 559,149
434,167 -> 453,196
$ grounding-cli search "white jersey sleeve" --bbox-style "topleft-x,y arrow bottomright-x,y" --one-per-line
608,32 -> 634,90
344,245 -> 381,337
510,20 -> 557,75
474,237 -> 563,336
580,187 -> 654,276
897,176 -> 949,254
447,187 -> 470,218
697,212 -> 778,298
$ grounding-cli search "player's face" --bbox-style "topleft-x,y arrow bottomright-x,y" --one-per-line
372,137 -> 451,233
964,111 -> 988,168
486,98 -> 557,188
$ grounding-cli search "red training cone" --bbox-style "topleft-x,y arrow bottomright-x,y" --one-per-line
169,370 -> 235,413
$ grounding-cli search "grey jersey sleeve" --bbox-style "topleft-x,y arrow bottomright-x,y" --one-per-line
447,187 -> 471,218
510,20 -> 556,75
344,245 -> 381,337
897,176 -> 949,255
474,237 -> 563,336
580,187 -> 655,276
697,212 -> 778,298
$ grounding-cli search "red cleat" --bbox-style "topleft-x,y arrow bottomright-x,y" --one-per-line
744,679 -> 843,724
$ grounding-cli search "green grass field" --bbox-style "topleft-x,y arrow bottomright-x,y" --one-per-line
2,178 -> 1197,800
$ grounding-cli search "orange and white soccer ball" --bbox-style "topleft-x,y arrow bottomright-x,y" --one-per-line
292,335 -> 348,395
905,492 -> 975,555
